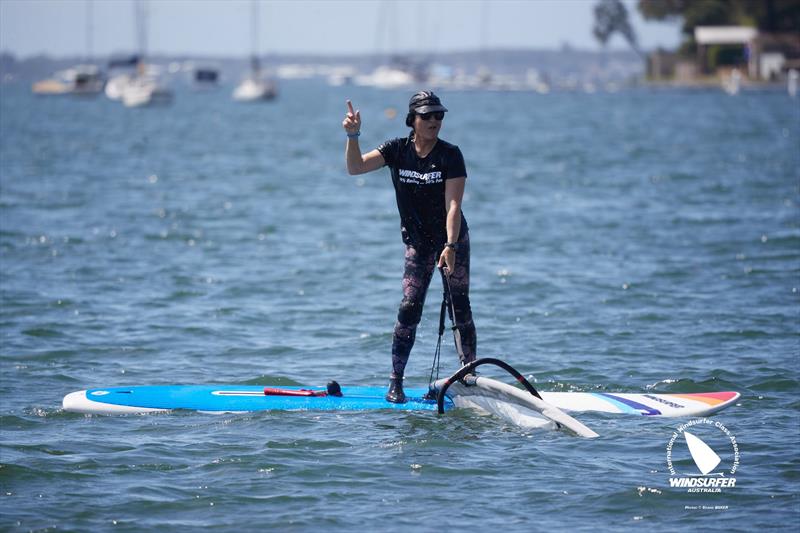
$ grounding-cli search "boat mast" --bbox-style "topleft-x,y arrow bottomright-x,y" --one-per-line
251,0 -> 261,76
135,0 -> 148,72
85,0 -> 94,63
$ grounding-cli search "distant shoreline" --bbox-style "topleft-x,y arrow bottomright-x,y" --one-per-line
2,47 -> 643,85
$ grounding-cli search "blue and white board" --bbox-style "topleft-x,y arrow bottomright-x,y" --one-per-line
63,385 -> 448,415
62,383 -> 739,418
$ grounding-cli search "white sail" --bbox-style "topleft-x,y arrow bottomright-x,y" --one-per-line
684,430 -> 721,475
435,376 -> 598,438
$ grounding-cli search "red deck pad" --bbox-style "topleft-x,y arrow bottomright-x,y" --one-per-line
263,387 -> 327,397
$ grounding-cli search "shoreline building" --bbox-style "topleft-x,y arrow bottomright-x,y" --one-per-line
647,26 -> 800,84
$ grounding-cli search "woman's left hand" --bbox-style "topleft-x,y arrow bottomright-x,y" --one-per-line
438,247 -> 456,275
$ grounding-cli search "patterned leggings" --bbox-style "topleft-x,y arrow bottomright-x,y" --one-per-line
391,233 -> 477,378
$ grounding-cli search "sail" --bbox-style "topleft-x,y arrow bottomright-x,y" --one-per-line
435,375 -> 599,438
684,430 -> 722,475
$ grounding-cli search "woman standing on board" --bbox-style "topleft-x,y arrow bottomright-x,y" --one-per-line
342,91 -> 476,403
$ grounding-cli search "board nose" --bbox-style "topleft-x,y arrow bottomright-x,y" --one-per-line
62,390 -> 88,413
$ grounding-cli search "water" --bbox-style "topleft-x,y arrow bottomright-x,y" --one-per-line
1,81 -> 798,531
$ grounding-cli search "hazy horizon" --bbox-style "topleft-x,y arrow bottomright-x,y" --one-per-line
1,0 -> 681,60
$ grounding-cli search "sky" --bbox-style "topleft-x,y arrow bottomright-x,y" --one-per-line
0,0 -> 682,59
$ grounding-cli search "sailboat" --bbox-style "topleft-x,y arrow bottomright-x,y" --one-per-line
355,1 -> 422,89
121,62 -> 173,108
233,57 -> 277,101
116,0 -> 173,107
32,65 -> 104,96
32,0 -> 105,96
233,0 -> 277,102
105,56 -> 139,100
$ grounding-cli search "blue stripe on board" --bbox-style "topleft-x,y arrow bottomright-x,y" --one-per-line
592,392 -> 662,416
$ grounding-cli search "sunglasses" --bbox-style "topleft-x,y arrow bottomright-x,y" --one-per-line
418,111 -> 445,121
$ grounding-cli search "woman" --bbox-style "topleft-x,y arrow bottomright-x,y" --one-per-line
342,91 -> 477,403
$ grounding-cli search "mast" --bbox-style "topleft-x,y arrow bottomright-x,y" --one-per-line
135,0 -> 148,59
251,0 -> 260,75
85,0 -> 94,63
480,0 -> 488,56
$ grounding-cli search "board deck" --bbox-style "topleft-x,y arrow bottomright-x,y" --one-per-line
62,384 -> 740,417
63,385 -> 443,414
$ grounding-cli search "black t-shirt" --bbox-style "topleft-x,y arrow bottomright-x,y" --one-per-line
377,135 -> 469,250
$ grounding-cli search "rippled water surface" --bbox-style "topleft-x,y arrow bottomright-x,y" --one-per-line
1,81 -> 798,531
